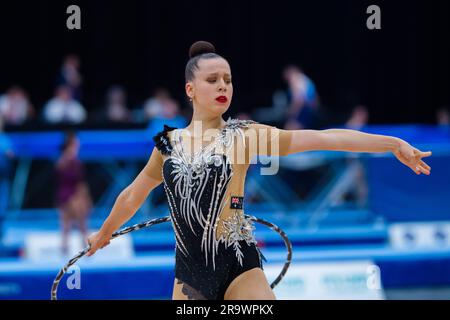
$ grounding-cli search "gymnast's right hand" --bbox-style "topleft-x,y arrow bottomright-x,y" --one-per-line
86,230 -> 112,256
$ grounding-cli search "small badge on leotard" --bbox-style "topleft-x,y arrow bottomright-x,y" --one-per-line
230,196 -> 244,209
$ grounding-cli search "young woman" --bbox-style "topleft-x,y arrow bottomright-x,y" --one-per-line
86,41 -> 432,300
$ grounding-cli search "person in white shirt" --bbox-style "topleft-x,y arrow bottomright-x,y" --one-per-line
43,85 -> 87,124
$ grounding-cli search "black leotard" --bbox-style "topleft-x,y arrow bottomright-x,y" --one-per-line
152,119 -> 291,299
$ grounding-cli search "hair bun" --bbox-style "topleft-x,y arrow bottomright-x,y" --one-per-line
189,41 -> 216,59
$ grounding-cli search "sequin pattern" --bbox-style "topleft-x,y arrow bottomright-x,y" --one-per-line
161,119 -> 256,270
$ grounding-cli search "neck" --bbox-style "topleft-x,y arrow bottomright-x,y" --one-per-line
188,109 -> 225,134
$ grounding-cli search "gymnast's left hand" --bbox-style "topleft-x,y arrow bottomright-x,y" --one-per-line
86,230 -> 112,256
392,139 -> 432,175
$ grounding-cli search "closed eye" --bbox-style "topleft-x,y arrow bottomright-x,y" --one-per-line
207,79 -> 232,84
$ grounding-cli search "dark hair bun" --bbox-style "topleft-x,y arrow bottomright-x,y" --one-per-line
189,41 -> 216,59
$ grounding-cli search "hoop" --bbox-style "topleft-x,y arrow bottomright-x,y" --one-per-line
51,215 -> 292,300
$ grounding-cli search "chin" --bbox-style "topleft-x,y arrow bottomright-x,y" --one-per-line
207,104 -> 230,116
217,106 -> 230,116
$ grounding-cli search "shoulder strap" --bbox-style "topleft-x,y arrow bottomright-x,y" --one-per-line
152,124 -> 177,155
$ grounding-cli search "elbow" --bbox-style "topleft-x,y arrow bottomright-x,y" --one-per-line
117,187 -> 138,211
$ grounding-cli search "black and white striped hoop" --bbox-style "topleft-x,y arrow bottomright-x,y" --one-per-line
51,215 -> 292,300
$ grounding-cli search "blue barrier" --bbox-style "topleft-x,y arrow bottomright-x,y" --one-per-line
2,124 -> 450,160
4,130 -> 154,160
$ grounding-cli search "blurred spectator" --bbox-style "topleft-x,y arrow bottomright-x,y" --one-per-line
143,87 -> 187,132
143,88 -> 180,121
55,132 -> 92,255
43,85 -> 87,124
57,54 -> 83,101
252,89 -> 288,126
338,105 -> 370,208
104,85 -> 131,123
0,86 -> 35,126
282,65 -> 319,129
437,107 -> 450,126
345,105 -> 369,130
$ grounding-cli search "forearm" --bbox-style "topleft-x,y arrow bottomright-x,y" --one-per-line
322,128 -> 401,153
100,188 -> 140,235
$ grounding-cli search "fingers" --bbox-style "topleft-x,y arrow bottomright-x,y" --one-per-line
86,247 -> 97,257
414,157 -> 431,175
86,236 -> 99,256
414,149 -> 432,158
397,155 -> 430,175
419,160 -> 431,171
397,146 -> 432,176
87,244 -> 102,256
86,242 -> 97,256
409,148 -> 432,175
413,148 -> 432,158
418,165 -> 430,175
412,163 -> 431,175
421,151 -> 432,158
86,239 -> 111,256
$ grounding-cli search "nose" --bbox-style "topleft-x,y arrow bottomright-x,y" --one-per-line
218,81 -> 227,93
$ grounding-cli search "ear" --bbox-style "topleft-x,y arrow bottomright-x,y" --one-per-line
185,82 -> 194,100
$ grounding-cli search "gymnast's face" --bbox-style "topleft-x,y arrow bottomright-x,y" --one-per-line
186,57 -> 233,117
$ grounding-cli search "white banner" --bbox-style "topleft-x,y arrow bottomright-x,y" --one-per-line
265,260 -> 385,300
23,231 -> 134,262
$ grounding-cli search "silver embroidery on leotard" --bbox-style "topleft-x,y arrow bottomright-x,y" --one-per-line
163,119 -> 256,270
220,211 -> 257,266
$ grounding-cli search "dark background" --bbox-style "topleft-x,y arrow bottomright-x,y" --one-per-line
0,0 -> 448,125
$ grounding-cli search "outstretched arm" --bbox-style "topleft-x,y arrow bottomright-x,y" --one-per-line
285,128 -> 432,175
86,148 -> 163,256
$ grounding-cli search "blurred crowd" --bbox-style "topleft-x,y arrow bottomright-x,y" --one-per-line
0,54 -> 187,131
2,54 -> 449,133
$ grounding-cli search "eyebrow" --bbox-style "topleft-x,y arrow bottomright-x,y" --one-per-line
207,72 -> 231,77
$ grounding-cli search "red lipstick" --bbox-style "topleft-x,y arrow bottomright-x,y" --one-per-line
215,96 -> 228,104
